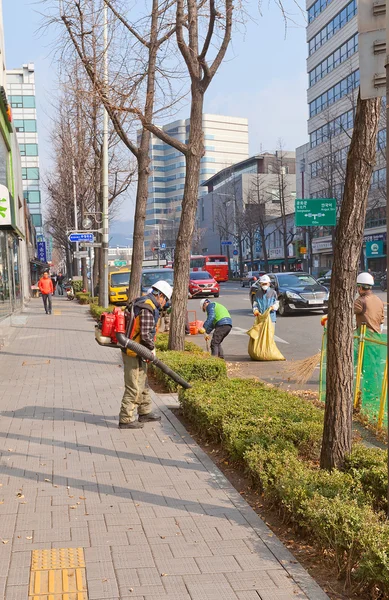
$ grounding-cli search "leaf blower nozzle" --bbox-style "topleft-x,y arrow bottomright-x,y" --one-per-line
95,308 -> 191,389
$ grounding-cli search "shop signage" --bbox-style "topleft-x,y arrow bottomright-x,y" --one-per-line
37,241 -> 47,263
364,232 -> 386,243
312,240 -> 333,252
295,198 -> 337,227
366,240 -> 384,258
300,246 -> 307,254
269,247 -> 283,259
0,184 -> 11,226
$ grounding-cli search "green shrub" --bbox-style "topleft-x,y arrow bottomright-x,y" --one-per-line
72,280 -> 84,292
90,304 -> 114,321
178,378 -> 389,594
151,349 -> 227,392
77,293 -> 91,305
155,333 -> 204,355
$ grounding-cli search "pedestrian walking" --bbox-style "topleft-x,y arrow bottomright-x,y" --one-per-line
51,273 -> 57,295
57,273 -> 65,295
252,275 -> 279,328
199,298 -> 232,359
119,280 -> 173,429
354,272 -> 384,333
38,272 -> 54,314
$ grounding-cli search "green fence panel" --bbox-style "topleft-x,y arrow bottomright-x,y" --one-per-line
319,327 -> 387,427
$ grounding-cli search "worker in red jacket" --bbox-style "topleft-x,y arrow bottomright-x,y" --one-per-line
38,272 -> 54,314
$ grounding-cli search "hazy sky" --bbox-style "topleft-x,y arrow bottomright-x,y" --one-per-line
3,0 -> 309,224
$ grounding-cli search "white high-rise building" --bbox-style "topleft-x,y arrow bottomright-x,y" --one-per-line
145,114 -> 249,255
7,64 -> 42,236
298,0 -> 386,274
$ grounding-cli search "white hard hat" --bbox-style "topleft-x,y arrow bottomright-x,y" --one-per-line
259,275 -> 271,284
357,272 -> 374,287
200,298 -> 210,310
152,280 -> 173,300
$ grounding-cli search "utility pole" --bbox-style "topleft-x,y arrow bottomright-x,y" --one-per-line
101,0 -> 109,307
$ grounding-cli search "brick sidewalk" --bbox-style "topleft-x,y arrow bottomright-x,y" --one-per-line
0,297 -> 329,600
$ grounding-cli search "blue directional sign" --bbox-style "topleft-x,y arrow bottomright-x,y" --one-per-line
37,241 -> 47,263
68,233 -> 95,243
233,249 -> 238,256
221,240 -> 233,246
161,243 -> 166,249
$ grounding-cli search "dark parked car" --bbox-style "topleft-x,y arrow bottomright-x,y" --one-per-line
141,268 -> 174,295
241,270 -> 266,287
317,270 -> 331,287
250,272 -> 329,316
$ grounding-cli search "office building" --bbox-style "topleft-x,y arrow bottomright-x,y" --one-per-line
7,64 -> 42,236
299,0 -> 386,274
0,3 -> 37,330
144,114 -> 249,255
198,152 -> 298,272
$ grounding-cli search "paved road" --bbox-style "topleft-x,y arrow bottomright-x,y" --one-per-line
188,282 -> 387,390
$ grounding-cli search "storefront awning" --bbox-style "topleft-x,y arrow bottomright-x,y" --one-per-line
30,259 -> 49,268
268,259 -> 284,265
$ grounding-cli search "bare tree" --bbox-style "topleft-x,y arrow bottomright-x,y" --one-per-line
136,0 -> 234,349
56,0 -> 178,301
320,93 -> 381,470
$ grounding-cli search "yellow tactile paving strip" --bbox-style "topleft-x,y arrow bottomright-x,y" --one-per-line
29,548 -> 88,600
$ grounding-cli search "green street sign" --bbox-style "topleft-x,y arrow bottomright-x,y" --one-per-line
295,198 -> 337,227
114,260 -> 127,267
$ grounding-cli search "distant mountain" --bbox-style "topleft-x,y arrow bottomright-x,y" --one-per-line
109,219 -> 134,248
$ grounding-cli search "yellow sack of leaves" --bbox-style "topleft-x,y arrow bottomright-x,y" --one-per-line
246,309 -> 285,361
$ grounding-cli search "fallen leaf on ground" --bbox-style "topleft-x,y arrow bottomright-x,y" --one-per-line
2,540 -> 9,544
26,536 -> 32,540
44,479 -> 51,482
16,493 -> 24,498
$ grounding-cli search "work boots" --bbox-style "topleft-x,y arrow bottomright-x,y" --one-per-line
138,412 -> 161,423
118,421 -> 144,429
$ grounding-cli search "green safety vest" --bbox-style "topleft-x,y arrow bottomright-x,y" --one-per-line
213,302 -> 231,325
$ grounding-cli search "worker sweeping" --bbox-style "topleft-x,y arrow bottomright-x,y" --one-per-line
247,275 -> 284,361
252,275 -> 279,326
198,298 -> 232,359
354,272 -> 384,333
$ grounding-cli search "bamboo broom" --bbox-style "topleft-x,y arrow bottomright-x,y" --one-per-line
283,352 -> 321,384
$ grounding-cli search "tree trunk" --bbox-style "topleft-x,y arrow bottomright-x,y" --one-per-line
93,247 -> 100,296
81,257 -> 88,291
168,85 -> 204,350
320,93 -> 381,470
128,146 -> 150,301
249,233 -> 254,268
282,218 -> 290,271
259,224 -> 269,272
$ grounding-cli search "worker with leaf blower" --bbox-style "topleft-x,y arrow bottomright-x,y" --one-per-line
252,275 -> 279,326
198,298 -> 232,359
119,280 -> 173,430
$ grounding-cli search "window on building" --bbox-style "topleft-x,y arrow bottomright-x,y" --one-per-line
377,129 -> 386,151
13,119 -> 37,133
308,0 -> 333,23
309,71 -> 359,117
365,207 -> 386,228
24,191 -> 41,204
308,0 -> 357,56
19,144 -> 38,156
22,167 -> 40,180
310,109 -> 354,148
308,34 -> 358,86
9,95 -> 36,108
31,214 -> 42,227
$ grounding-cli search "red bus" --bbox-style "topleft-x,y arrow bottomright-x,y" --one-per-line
190,255 -> 229,282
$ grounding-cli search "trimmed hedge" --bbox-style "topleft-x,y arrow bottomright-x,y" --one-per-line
179,379 -> 389,596
151,346 -> 227,392
76,292 -> 91,305
90,303 -> 114,321
155,333 -> 204,355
